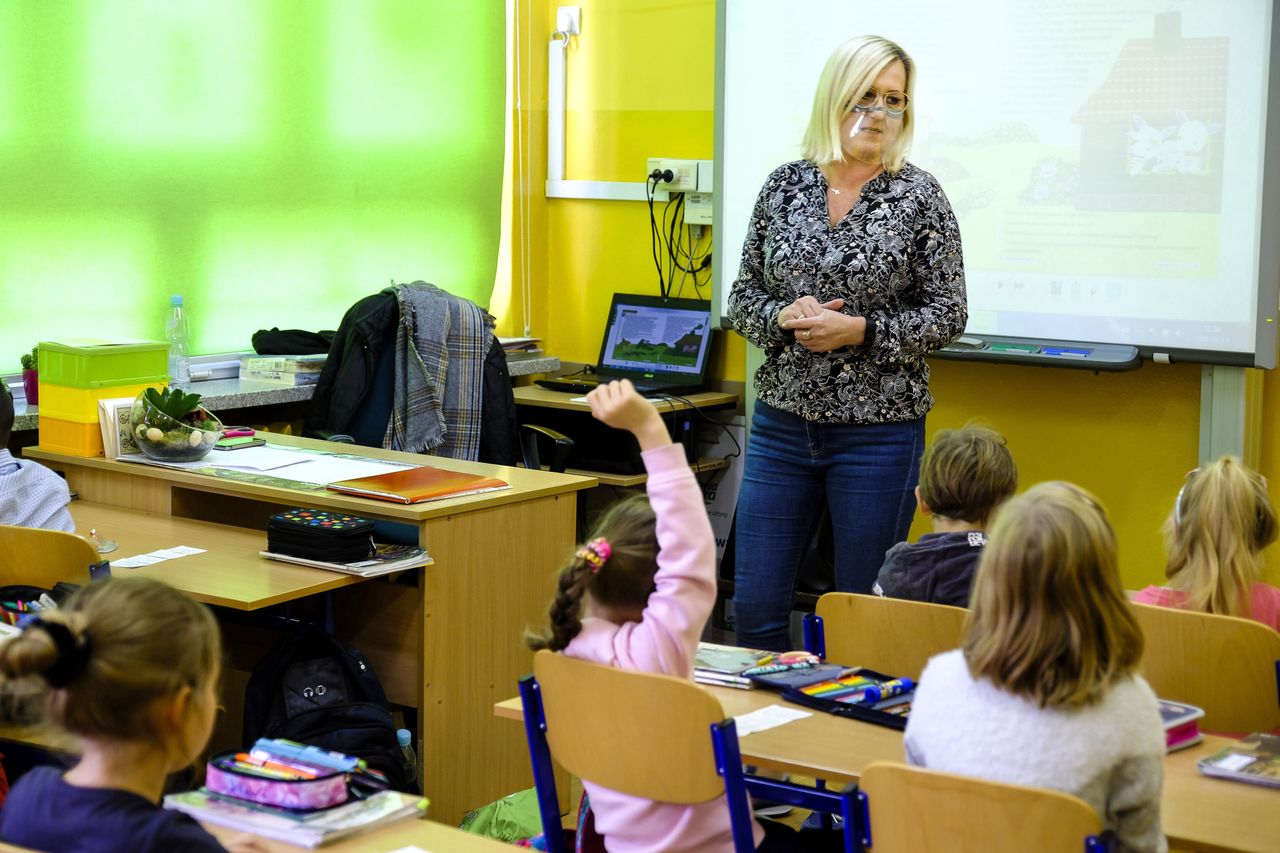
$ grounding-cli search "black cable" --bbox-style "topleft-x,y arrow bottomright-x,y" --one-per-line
650,393 -> 742,460
646,175 -> 667,297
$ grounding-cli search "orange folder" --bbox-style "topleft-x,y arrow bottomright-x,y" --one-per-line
325,466 -> 510,504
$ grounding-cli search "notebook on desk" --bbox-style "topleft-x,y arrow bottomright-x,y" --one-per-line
536,294 -> 714,396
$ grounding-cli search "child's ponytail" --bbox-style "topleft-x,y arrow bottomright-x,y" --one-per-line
1166,455 -> 1278,618
526,495 -> 659,652
526,558 -> 594,652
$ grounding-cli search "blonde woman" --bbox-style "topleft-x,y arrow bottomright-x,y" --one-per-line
1133,455 -> 1280,632
728,35 -> 966,650
905,483 -> 1166,853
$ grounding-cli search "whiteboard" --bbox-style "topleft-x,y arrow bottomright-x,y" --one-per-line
713,0 -> 1280,368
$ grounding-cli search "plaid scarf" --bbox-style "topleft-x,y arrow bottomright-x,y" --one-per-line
384,281 -> 493,460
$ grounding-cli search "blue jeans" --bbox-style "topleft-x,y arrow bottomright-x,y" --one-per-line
733,401 -> 924,650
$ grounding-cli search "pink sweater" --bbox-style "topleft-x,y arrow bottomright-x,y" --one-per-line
1132,581 -> 1280,633
562,443 -> 764,853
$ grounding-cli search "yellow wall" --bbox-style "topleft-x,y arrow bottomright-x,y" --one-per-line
511,0 -> 1280,588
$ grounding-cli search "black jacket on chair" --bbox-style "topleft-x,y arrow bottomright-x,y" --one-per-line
304,291 -> 520,466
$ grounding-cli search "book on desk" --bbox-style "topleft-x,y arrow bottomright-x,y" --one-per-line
326,466 -> 510,504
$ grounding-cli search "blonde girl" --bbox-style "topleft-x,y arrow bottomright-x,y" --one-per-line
1133,455 -> 1280,631
0,577 -> 264,852
527,380 -> 830,853
905,482 -> 1166,853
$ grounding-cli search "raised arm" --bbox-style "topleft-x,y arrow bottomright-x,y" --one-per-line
586,381 -> 716,675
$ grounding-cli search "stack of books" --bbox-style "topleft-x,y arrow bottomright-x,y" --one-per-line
260,543 -> 433,578
164,738 -> 426,847
239,354 -> 327,386
1197,732 -> 1280,788
498,336 -> 543,359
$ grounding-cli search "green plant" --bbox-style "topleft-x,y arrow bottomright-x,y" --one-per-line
142,385 -> 204,422
18,346 -> 36,372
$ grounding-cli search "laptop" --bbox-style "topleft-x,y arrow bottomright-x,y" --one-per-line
536,294 -> 714,396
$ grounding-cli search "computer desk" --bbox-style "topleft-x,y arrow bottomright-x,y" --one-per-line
495,685 -> 1280,853
513,385 -> 738,487
27,434 -> 595,825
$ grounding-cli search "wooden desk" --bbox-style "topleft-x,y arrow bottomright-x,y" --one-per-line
28,433 -> 595,826
513,386 -> 738,487
496,687 -> 1280,853
69,502 -> 372,609
204,815 -> 516,851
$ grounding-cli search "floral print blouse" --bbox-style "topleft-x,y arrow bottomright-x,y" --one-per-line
729,159 -> 967,424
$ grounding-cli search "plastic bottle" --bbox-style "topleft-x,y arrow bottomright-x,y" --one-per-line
165,294 -> 190,386
396,727 -> 418,792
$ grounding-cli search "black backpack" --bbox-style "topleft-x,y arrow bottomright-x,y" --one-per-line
242,624 -> 410,792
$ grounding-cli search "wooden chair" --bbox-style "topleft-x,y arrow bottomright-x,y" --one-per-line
519,650 -> 857,853
1131,602 -> 1280,733
804,593 -> 967,679
0,524 -> 97,589
857,762 -> 1113,852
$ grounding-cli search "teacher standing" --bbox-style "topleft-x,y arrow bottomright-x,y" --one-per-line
728,35 -> 967,651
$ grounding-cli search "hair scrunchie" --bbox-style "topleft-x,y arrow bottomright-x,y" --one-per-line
26,618 -> 91,689
576,537 -> 612,573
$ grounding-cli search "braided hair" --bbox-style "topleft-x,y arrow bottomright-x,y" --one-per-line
526,495 -> 659,651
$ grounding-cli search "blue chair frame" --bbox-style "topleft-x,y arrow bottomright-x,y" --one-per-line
519,672 -> 859,853
804,612 -> 827,659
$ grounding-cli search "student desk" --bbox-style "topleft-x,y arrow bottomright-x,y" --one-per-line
203,815 -> 515,851
26,434 -> 595,825
496,686 -> 1280,853
513,386 -> 738,486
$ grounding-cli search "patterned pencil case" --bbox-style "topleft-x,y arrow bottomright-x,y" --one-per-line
205,751 -> 349,810
266,509 -> 375,563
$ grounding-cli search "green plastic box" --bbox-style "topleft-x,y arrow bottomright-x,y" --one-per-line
38,340 -> 169,389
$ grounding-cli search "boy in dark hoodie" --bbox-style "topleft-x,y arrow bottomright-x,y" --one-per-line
872,425 -> 1016,607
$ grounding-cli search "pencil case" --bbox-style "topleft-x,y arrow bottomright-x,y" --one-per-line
205,751 -> 349,810
0,585 -> 56,626
780,669 -> 915,731
266,509 -> 375,563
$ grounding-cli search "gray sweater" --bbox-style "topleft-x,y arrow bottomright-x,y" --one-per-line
904,650 -> 1167,853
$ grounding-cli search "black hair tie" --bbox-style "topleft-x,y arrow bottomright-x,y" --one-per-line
26,618 -> 91,689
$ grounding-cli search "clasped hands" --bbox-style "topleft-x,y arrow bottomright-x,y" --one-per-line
776,296 -> 866,352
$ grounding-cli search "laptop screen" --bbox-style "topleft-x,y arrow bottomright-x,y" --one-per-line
596,294 -> 714,385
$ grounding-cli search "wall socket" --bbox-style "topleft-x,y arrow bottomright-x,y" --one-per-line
647,158 -> 699,192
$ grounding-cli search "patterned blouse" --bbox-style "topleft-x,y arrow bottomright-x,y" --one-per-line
729,159 -> 967,424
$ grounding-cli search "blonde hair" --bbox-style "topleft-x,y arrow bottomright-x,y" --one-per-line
918,424 -> 1017,524
965,482 -> 1143,708
0,577 -> 221,740
801,35 -> 916,172
1164,455 -> 1277,619
526,495 -> 659,652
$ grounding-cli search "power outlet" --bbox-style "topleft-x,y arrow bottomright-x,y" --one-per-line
646,157 -> 698,192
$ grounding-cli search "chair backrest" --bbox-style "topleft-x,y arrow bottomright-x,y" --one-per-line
858,762 -> 1107,852
531,650 -> 729,803
813,593 -> 967,679
0,524 -> 96,588
1131,602 -> 1280,732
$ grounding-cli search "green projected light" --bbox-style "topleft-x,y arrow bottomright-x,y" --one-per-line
2,0 -> 504,370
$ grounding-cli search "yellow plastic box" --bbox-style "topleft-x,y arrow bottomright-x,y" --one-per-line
37,381 -> 164,424
38,340 -> 168,390
38,416 -> 104,457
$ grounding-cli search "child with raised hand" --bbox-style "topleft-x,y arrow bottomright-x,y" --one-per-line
1133,455 -> 1280,632
905,483 -> 1166,853
526,380 -> 831,853
0,577 -> 265,853
873,424 -> 1016,606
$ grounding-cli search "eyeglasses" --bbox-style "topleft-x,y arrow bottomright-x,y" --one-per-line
852,88 -> 910,118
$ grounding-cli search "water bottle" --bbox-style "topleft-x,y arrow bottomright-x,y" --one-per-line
165,294 -> 190,386
396,727 -> 418,792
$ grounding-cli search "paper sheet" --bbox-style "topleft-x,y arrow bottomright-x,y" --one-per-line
733,704 -> 812,736
111,546 -> 206,569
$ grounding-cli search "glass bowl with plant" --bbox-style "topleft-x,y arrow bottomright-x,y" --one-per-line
130,386 -> 222,462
